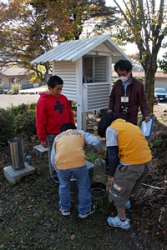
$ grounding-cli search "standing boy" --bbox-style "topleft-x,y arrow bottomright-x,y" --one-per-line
36,75 -> 75,181
51,123 -> 103,218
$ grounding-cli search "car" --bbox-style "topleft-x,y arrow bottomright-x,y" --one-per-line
154,88 -> 167,102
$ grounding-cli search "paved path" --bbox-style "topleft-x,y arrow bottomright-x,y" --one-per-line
0,93 -> 40,109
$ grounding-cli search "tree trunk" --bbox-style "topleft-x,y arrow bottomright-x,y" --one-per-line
143,56 -> 157,115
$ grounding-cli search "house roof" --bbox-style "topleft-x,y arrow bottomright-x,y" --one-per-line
132,71 -> 167,79
1,66 -> 29,76
31,35 -> 130,64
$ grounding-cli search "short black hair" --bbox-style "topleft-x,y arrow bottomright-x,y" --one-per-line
47,75 -> 63,88
114,60 -> 133,73
98,112 -> 118,138
60,123 -> 76,132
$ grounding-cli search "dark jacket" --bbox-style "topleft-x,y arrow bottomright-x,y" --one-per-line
108,77 -> 150,124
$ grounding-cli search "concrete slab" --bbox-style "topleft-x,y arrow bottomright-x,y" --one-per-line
33,144 -> 48,159
33,144 -> 48,153
3,162 -> 35,184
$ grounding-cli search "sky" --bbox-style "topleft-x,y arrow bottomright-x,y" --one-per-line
105,0 -> 166,59
105,0 -> 115,6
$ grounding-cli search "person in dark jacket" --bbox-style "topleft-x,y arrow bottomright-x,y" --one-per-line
108,60 -> 150,125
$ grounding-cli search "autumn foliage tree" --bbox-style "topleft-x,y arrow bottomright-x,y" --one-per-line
0,0 -> 83,82
113,0 -> 167,114
0,0 -> 117,83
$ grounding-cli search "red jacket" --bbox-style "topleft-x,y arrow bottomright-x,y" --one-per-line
36,92 -> 75,142
108,77 -> 150,124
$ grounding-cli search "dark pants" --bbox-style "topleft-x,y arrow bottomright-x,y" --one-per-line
47,134 -> 57,178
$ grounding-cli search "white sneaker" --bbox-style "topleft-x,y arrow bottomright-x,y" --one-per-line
107,215 -> 130,229
78,205 -> 95,219
59,207 -> 70,216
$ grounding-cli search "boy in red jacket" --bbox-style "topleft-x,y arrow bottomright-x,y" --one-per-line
36,75 -> 75,181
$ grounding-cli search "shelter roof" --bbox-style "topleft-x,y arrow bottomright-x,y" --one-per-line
31,35 -> 129,64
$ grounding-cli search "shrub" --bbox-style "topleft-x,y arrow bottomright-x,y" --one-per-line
9,84 -> 21,94
0,88 -> 4,94
86,152 -> 97,163
14,110 -> 36,139
0,103 -> 37,145
8,103 -> 36,116
0,108 -> 16,145
10,103 -> 37,139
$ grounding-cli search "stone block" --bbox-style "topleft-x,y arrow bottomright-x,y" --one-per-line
33,144 -> 48,158
33,144 -> 48,153
3,162 -> 35,184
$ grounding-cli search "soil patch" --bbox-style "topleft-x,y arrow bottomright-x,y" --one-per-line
0,104 -> 167,250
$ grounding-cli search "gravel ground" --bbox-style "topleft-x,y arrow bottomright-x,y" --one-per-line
0,94 -> 40,109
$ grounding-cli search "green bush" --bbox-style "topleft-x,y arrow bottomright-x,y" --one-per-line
0,88 -> 4,94
9,84 -> 21,94
87,152 -> 97,163
8,103 -> 37,139
8,103 -> 36,116
0,103 -> 37,145
0,108 -> 16,145
14,110 -> 36,139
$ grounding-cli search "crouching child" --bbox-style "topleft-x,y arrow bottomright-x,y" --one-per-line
51,123 -> 103,218
98,112 -> 152,229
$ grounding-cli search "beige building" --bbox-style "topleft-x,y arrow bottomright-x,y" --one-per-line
112,71 -> 167,90
0,65 -> 31,88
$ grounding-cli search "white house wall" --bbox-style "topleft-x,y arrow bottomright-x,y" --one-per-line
83,56 -> 107,82
83,82 -> 110,111
53,61 -> 77,101
95,57 -> 107,82
92,43 -> 112,54
82,56 -> 110,112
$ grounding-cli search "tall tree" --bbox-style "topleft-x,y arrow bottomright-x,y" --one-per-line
113,0 -> 167,114
0,0 -> 79,82
0,0 -> 117,83
85,0 -> 118,36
